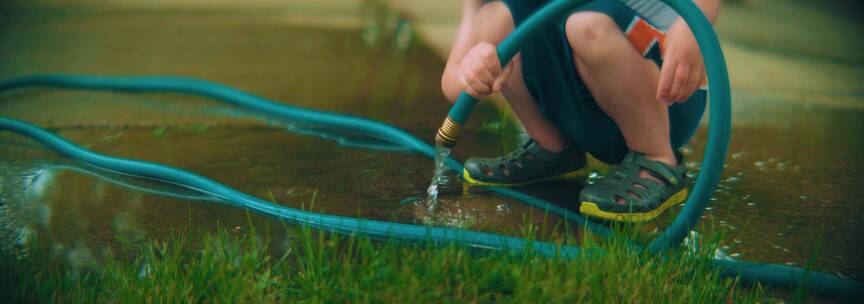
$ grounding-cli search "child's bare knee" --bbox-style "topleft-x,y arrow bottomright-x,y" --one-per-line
472,1 -> 514,43
565,12 -> 618,60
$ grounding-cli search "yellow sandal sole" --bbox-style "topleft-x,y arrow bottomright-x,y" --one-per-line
579,188 -> 689,223
462,167 -> 589,187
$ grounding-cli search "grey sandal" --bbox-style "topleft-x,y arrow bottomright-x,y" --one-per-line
462,140 -> 587,187
579,151 -> 688,222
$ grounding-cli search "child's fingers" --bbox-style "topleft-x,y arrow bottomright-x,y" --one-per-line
458,71 -> 476,97
466,67 -> 493,95
657,60 -> 677,103
466,74 -> 492,95
460,72 -> 492,99
471,58 -> 497,88
459,59 -> 492,97
492,62 -> 513,92
671,63 -> 690,102
459,72 -> 483,98
681,67 -> 703,102
480,49 -> 503,76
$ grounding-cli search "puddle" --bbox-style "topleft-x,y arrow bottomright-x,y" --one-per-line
0,125 -> 567,254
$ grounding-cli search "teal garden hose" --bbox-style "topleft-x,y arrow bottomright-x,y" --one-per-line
0,0 -> 861,300
0,75 -> 606,255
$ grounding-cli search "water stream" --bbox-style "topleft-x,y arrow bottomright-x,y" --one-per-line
424,144 -> 452,212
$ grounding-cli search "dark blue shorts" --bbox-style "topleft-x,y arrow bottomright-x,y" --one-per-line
494,0 -> 706,164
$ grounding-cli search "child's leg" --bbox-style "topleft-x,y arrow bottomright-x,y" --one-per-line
562,6 -> 705,221
457,1 -> 590,185
464,1 -> 568,153
564,12 -> 676,166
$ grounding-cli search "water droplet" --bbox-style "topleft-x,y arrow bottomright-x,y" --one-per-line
394,20 -> 413,50
586,171 -> 603,184
138,262 -> 152,278
685,161 -> 699,169
400,197 -> 423,205
753,161 -> 766,170
495,203 -> 512,214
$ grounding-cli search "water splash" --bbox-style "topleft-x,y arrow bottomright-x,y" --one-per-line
425,144 -> 451,212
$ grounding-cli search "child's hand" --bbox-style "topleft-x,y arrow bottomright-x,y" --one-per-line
458,42 -> 513,99
657,20 -> 705,105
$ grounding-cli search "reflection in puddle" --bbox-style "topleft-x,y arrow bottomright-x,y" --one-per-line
46,164 -> 223,203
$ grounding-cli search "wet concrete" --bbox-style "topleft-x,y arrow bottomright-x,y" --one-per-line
685,102 -> 864,279
1,0 -> 863,281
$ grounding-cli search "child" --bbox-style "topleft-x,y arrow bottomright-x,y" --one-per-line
441,0 -> 721,222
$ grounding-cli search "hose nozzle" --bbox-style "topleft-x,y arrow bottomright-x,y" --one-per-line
434,116 -> 462,148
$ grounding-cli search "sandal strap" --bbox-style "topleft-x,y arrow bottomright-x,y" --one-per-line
602,164 -> 663,208
511,141 -> 557,175
632,155 -> 682,186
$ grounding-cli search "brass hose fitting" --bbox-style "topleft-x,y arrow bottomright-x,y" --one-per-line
434,116 -> 462,148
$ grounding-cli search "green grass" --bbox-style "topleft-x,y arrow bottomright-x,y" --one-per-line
1,218 -> 771,303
